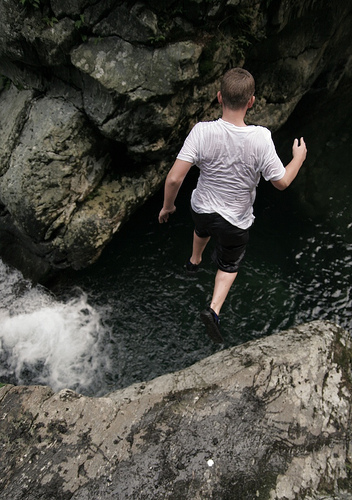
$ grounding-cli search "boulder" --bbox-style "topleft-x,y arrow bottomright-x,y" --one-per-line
0,95 -> 109,242
0,320 -> 351,499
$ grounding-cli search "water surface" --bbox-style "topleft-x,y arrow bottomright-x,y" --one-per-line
1,95 -> 351,395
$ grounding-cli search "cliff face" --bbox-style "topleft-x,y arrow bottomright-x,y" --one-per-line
0,0 -> 351,280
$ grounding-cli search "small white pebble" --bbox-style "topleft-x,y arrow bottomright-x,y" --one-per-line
207,459 -> 214,467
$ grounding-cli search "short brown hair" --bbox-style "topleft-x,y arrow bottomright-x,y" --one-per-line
220,68 -> 255,110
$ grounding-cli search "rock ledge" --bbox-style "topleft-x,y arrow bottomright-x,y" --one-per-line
0,320 -> 351,499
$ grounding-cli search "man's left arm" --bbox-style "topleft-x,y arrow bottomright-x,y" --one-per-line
271,137 -> 307,191
158,159 -> 193,223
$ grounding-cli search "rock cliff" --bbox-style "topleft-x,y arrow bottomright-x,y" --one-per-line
0,0 -> 351,280
0,320 -> 351,499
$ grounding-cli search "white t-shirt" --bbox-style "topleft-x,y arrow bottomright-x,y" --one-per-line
177,118 -> 285,229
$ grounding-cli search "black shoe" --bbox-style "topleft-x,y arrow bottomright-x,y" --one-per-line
186,260 -> 199,273
200,307 -> 224,343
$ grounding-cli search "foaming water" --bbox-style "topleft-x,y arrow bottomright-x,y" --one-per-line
0,260 -> 112,395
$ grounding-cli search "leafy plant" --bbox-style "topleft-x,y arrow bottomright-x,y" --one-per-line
74,14 -> 88,42
148,34 -> 166,46
20,0 -> 41,8
74,14 -> 85,30
43,16 -> 58,27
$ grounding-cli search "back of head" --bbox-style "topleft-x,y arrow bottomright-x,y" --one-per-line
220,68 -> 255,110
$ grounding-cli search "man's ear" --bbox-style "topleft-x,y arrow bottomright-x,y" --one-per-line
247,95 -> 255,109
217,91 -> 223,104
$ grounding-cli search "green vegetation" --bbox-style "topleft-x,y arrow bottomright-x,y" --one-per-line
74,14 -> 85,30
18,0 -> 88,41
74,14 -> 88,41
42,16 -> 58,27
148,34 -> 166,46
20,0 -> 41,7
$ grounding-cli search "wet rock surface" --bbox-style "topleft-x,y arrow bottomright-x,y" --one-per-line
0,320 -> 351,499
0,1 -> 351,279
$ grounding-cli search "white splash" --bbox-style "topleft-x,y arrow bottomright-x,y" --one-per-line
0,259 -> 112,395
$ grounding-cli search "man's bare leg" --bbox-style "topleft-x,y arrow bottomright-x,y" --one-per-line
190,231 -> 210,265
200,268 -> 236,343
210,269 -> 238,316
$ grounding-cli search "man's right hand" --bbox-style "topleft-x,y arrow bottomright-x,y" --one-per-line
158,206 -> 176,223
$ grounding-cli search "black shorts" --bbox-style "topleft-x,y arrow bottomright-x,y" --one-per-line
191,207 -> 249,273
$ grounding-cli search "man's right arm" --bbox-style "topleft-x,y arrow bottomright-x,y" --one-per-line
158,159 -> 193,223
271,137 -> 307,191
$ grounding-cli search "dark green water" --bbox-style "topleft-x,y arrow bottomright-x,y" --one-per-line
52,123 -> 352,392
2,86 -> 350,396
